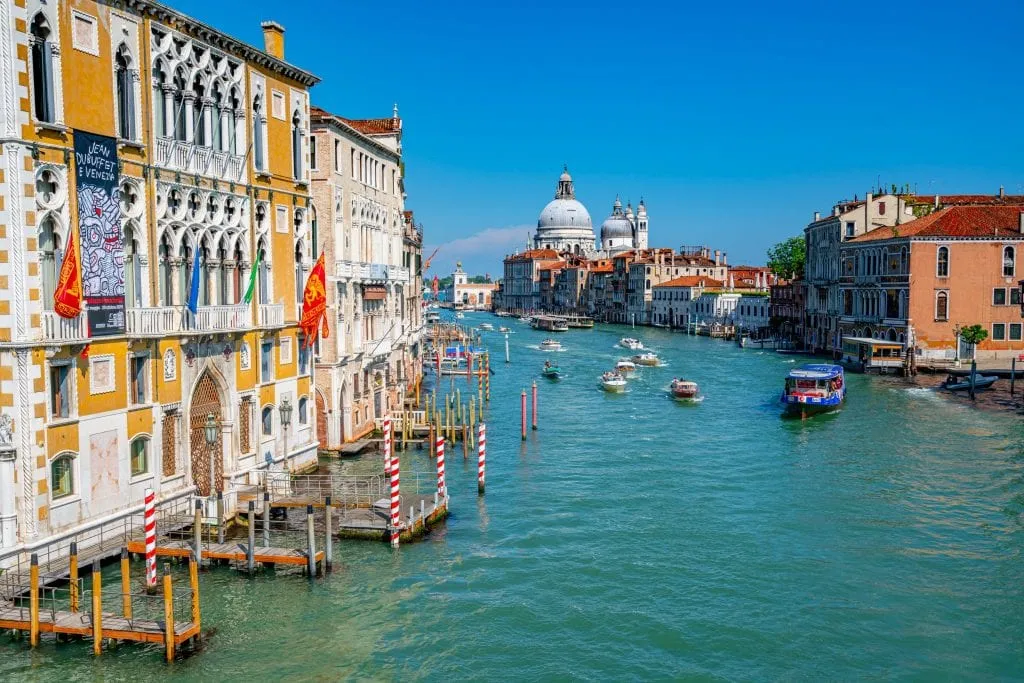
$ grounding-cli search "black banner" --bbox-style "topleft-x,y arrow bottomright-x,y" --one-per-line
74,131 -> 125,336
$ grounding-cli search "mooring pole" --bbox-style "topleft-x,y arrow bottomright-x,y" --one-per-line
29,553 -> 39,647
324,495 -> 333,572
120,547 -> 132,619
193,498 -> 203,567
69,542 -> 79,612
970,359 -> 978,401
216,490 -> 224,544
262,491 -> 271,548
306,504 -> 317,578
478,422 -> 486,495
1012,357 -> 1017,396
247,500 -> 256,575
505,333 -> 510,363
521,389 -> 527,440
532,381 -> 538,431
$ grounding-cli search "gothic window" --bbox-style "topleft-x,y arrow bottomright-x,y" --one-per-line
124,223 -> 142,308
218,244 -> 228,305
115,44 -> 136,140
158,233 -> 173,306
228,87 -> 241,154
198,236 -> 211,306
192,74 -> 207,146
257,238 -> 269,303
937,246 -> 949,277
211,82 -> 223,151
298,396 -> 308,425
253,94 -> 265,170
30,13 -> 55,123
153,62 -> 168,137
291,110 -> 304,180
39,217 -> 61,310
179,240 -> 192,306
172,69 -> 187,141
935,291 -> 949,321
261,406 -> 273,436
1003,246 -> 1015,277
233,243 -> 244,304
294,240 -> 305,305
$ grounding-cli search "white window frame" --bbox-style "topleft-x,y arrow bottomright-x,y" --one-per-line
935,289 -> 949,322
992,322 -> 1007,341
936,245 -> 950,278
271,90 -> 286,120
280,336 -> 293,365
129,352 -> 150,405
1003,245 -> 1015,278
276,205 -> 289,234
130,434 -> 152,479
50,451 -> 78,502
89,354 -> 116,395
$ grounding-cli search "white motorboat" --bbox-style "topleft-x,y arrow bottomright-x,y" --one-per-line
499,326 -> 512,333
615,359 -> 636,376
601,371 -> 627,393
620,337 -> 643,350
539,339 -> 562,351
478,323 -> 494,331
519,316 -> 534,324
632,352 -> 659,367
455,312 -> 465,319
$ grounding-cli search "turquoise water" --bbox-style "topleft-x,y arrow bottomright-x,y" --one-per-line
4,312 -> 1024,680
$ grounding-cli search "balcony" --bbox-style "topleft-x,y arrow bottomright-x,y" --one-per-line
361,335 -> 393,362
154,138 -> 246,182
258,303 -> 285,328
41,311 -> 88,343
333,261 -> 411,284
126,305 -> 251,336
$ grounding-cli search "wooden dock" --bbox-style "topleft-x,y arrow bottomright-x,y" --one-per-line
125,539 -> 324,568
0,602 -> 199,646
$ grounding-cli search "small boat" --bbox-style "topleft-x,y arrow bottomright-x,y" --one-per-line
455,312 -> 465,319
519,316 -> 534,324
600,371 -> 627,393
542,362 -> 561,379
632,352 -> 659,367
615,359 -> 636,376
670,378 -> 700,400
781,364 -> 845,418
478,323 -> 494,331
620,337 -> 643,350
499,326 -> 511,333
942,374 -> 998,392
539,339 -> 562,351
736,334 -> 750,348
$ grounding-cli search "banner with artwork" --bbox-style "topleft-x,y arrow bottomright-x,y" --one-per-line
74,131 -> 125,336
300,252 -> 328,347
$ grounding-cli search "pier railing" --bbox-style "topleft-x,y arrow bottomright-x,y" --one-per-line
0,493 -> 196,601
238,471 -> 436,511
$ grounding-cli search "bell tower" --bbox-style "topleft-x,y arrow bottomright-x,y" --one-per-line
636,198 -> 649,250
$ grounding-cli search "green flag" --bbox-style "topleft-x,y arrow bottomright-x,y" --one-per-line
243,248 -> 262,304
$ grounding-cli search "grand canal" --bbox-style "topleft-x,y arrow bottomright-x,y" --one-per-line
4,311 -> 1024,679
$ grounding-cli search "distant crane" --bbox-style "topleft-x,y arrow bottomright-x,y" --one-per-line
422,246 -> 440,275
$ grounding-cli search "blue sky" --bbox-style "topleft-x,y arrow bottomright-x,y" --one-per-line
174,0 -> 1024,276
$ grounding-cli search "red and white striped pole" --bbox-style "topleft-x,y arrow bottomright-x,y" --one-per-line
143,487 -> 157,589
435,436 -> 446,500
477,422 -> 486,495
520,389 -> 527,441
383,416 -> 392,479
389,443 -> 401,549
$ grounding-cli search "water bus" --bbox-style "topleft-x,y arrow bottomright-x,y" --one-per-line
840,336 -> 905,374
533,315 -> 570,332
565,315 -> 595,328
781,364 -> 845,418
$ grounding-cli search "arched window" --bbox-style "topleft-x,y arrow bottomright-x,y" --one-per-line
292,110 -> 304,179
39,217 -> 61,310
252,94 -> 265,171
51,453 -> 75,499
115,44 -> 136,140
257,239 -> 269,303
153,62 -> 167,137
937,246 -> 949,277
261,406 -> 273,436
232,243 -> 243,304
130,436 -> 150,476
192,74 -> 206,146
298,396 -> 308,425
228,88 -> 241,154
179,240 -> 192,306
124,224 -> 142,308
30,13 -> 55,123
211,82 -> 223,151
198,236 -> 210,307
1003,246 -> 1015,277
217,243 -> 228,305
158,233 -> 173,306
294,240 -> 304,305
172,69 -> 186,141
936,291 -> 949,321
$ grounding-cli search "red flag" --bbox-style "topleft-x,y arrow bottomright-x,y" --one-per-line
432,275 -> 439,297
53,227 -> 83,318
299,252 -> 328,346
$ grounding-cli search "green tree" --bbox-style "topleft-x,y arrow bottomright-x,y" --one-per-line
766,236 -> 806,280
959,324 -> 988,346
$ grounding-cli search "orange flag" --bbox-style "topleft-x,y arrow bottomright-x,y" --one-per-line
300,252 -> 328,347
53,227 -> 83,319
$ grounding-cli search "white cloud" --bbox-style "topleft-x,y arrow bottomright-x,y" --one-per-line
423,225 -> 533,278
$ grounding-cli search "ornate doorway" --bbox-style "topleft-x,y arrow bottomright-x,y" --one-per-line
189,372 -> 224,496
315,390 -> 327,449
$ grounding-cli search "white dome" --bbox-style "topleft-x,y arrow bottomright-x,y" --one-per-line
600,215 -> 633,240
538,198 -> 592,231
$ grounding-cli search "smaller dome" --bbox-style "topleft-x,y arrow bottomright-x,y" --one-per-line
600,197 -> 634,242
559,170 -> 572,182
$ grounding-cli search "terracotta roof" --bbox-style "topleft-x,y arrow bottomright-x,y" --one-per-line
339,116 -> 401,135
654,276 -> 724,288
506,248 -> 560,262
847,206 -> 1024,243
590,264 -> 614,274
907,194 -> 1024,206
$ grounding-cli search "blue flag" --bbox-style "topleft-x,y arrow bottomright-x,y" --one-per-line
186,245 -> 201,315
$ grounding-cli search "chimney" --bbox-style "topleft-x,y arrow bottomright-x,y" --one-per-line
934,194 -> 939,209
1019,210 -> 1024,234
714,250 -> 720,266
722,252 -> 727,266
814,211 -> 820,222
261,21 -> 285,59
1000,185 -> 1006,199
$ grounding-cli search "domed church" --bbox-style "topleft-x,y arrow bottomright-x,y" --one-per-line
532,167 -> 649,257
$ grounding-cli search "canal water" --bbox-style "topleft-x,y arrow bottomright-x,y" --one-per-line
4,311 -> 1024,680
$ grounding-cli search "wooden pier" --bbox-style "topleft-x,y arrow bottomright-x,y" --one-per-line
125,538 -> 324,568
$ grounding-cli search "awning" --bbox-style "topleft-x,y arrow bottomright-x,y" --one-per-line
363,285 -> 387,301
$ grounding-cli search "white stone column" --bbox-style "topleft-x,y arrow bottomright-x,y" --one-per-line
162,85 -> 175,138
183,91 -> 196,143
219,109 -> 230,152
